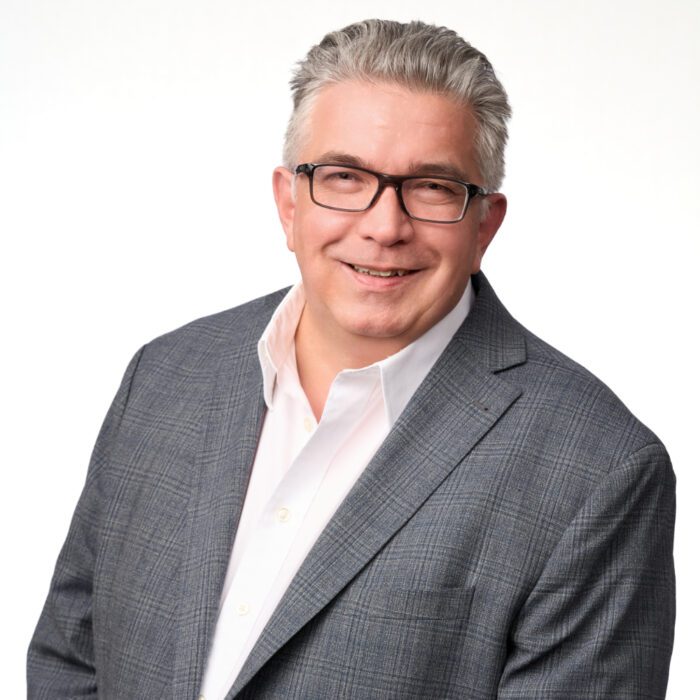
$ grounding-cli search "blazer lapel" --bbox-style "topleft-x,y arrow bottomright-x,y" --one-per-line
172,309 -> 275,699
228,272 -> 526,696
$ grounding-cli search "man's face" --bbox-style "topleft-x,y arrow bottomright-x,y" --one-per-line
273,80 -> 506,359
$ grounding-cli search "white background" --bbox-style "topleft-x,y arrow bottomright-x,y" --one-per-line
2,0 -> 697,696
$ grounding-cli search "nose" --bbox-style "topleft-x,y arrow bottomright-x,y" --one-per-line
356,184 -> 415,246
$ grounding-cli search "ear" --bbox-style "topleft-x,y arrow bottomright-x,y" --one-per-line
472,193 -> 507,273
272,166 -> 296,251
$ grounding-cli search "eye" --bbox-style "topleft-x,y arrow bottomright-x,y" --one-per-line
423,181 -> 449,191
315,165 -> 374,191
407,178 -> 464,201
419,180 -> 462,195
330,170 -> 359,181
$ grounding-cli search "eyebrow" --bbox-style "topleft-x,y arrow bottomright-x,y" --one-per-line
312,151 -> 471,182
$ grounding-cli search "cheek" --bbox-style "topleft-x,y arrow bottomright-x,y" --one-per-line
289,216 -> 331,275
294,210 -> 348,258
434,240 -> 474,277
287,210 -> 313,256
446,229 -> 480,272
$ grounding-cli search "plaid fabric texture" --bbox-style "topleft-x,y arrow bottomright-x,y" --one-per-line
28,273 -> 675,699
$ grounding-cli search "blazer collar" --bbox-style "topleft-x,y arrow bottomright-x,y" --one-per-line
459,271 -> 527,374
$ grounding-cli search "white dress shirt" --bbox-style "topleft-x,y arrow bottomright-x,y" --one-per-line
198,279 -> 474,700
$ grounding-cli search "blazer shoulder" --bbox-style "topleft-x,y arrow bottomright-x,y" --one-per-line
137,287 -> 289,376
510,320 -> 666,467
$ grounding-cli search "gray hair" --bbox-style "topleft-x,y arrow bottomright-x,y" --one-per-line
283,19 -> 511,192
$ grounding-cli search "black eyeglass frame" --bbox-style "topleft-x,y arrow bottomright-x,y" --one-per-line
294,162 -> 488,224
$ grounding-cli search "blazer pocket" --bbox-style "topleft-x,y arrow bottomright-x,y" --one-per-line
361,586 -> 474,621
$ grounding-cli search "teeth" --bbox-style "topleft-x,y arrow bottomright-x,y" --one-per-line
352,265 -> 409,277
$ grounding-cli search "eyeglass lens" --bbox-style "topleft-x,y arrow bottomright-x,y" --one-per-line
311,165 -> 469,222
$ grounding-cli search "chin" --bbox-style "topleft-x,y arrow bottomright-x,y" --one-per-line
340,316 -> 415,343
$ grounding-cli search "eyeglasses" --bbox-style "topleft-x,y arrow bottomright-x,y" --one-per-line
294,163 -> 487,224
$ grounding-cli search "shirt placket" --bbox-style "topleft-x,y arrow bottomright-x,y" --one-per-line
206,367 -> 380,699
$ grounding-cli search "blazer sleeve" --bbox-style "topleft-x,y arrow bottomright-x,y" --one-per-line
27,347 -> 145,699
497,442 -> 676,699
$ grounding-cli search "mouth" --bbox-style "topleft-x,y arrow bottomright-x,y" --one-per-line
348,264 -> 414,278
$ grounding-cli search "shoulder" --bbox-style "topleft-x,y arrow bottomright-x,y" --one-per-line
462,280 -> 674,554
508,318 -> 665,476
129,287 -> 289,382
469,273 -> 666,474
155,287 -> 288,346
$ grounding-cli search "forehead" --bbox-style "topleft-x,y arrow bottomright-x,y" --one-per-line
302,80 -> 480,180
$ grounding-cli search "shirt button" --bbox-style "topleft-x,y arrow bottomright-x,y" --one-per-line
276,507 -> 290,523
303,416 -> 314,432
237,603 -> 250,616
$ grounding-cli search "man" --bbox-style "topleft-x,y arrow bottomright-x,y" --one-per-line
28,19 -> 675,699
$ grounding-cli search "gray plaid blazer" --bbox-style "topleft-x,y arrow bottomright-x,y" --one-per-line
28,273 -> 675,699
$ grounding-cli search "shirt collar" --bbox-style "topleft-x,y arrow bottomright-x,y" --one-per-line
257,282 -> 306,408
257,279 -> 474,425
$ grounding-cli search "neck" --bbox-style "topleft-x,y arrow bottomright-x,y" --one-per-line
294,306 -> 405,420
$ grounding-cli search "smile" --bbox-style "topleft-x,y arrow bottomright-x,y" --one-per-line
351,265 -> 411,278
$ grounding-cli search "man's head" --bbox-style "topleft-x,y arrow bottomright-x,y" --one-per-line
283,19 -> 510,193
273,20 -> 510,363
